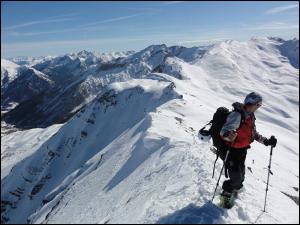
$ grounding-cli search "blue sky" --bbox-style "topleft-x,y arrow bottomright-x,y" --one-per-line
1,1 -> 299,57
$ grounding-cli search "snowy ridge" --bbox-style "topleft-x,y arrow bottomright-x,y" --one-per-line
3,38 -> 297,129
1,78 -> 182,223
8,56 -> 55,67
1,59 -> 20,89
1,37 -> 299,224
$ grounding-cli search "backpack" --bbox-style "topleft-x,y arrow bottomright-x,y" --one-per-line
199,105 -> 245,178
209,107 -> 231,160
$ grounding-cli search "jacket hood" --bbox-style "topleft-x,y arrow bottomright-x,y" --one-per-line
232,102 -> 254,119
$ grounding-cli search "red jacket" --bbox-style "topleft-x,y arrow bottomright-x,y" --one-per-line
224,115 -> 254,149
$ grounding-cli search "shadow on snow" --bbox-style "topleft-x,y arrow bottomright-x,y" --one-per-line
156,202 -> 225,224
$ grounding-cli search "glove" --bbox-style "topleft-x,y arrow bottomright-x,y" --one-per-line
222,131 -> 238,142
263,136 -> 277,147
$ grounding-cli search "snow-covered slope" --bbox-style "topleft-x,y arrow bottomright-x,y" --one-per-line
1,37 -> 299,224
1,66 -> 55,117
268,37 -> 299,69
1,124 -> 63,179
1,59 -> 20,89
1,60 -> 57,118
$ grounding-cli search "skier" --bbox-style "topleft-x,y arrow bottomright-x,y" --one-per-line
219,92 -> 277,204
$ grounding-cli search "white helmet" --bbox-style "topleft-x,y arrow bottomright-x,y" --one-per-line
198,126 -> 211,142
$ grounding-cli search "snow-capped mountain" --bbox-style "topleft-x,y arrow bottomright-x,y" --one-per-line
8,56 -> 58,69
1,60 -> 56,119
1,65 -> 55,118
1,59 -> 20,89
1,51 -> 133,127
273,37 -> 299,69
8,56 -> 44,66
3,38 -> 298,130
1,45 -> 207,128
1,37 -> 298,224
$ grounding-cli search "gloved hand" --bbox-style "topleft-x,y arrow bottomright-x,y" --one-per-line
263,136 -> 277,147
223,130 -> 238,142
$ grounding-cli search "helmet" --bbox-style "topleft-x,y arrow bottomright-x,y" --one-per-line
244,92 -> 263,105
198,126 -> 211,142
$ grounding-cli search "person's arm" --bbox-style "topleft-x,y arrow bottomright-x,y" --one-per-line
253,123 -> 267,144
220,111 -> 241,141
254,124 -> 278,147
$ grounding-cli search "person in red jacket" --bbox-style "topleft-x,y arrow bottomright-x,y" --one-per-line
220,92 -> 277,195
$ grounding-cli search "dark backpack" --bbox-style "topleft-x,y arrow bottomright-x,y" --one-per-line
209,107 -> 231,160
199,106 -> 245,160
199,105 -> 245,178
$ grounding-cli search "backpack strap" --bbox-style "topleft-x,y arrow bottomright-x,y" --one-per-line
231,109 -> 245,128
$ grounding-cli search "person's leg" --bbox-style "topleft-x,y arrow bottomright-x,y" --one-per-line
240,149 -> 247,186
222,148 -> 246,193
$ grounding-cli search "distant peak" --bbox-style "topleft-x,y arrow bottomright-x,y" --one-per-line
144,44 -> 168,52
77,50 -> 94,57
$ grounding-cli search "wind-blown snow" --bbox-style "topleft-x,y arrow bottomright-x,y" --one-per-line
1,37 -> 299,224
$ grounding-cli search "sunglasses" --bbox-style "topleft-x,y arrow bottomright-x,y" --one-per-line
256,102 -> 262,107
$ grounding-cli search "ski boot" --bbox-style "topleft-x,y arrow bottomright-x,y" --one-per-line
219,190 -> 235,209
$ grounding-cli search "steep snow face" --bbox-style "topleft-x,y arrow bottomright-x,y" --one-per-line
197,38 -> 299,110
33,55 -> 84,83
250,37 -> 299,69
1,59 -> 20,89
275,38 -> 299,69
1,38 -> 299,224
170,45 -> 210,63
1,124 -> 63,179
1,66 -> 55,110
1,78 -> 181,224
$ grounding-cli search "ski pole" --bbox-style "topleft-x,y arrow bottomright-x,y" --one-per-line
212,154 -> 219,178
211,147 -> 230,202
263,143 -> 275,212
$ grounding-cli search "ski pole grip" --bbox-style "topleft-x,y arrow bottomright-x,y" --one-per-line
270,135 -> 276,148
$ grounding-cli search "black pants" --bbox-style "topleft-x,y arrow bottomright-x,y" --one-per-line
222,147 -> 248,193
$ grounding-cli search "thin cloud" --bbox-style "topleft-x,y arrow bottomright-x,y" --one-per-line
1,33 -> 181,53
163,1 -> 185,5
4,17 -> 77,30
126,7 -> 162,13
6,26 -> 108,37
4,11 -> 158,37
81,8 -> 160,28
3,9 -> 159,36
46,12 -> 81,20
265,4 -> 299,15
244,22 -> 299,31
2,37 -> 151,53
81,13 -> 145,27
